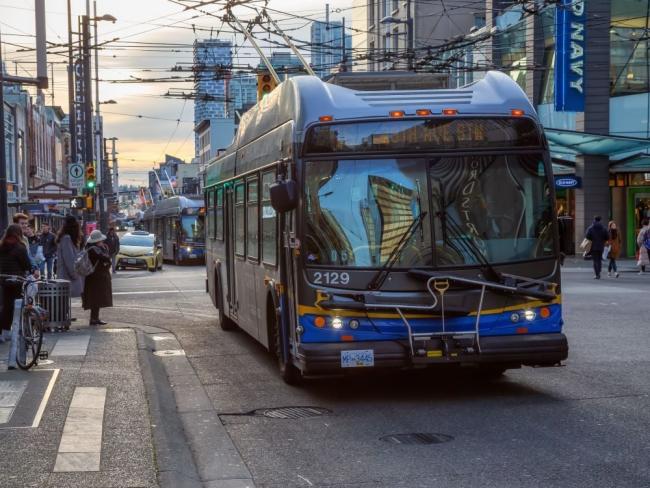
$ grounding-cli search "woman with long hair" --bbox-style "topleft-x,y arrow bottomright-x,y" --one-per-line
56,216 -> 83,298
0,224 -> 34,340
607,220 -> 622,278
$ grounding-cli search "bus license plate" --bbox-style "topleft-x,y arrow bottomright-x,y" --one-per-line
341,349 -> 374,368
127,259 -> 136,264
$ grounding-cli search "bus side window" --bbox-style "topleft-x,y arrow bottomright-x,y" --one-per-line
216,187 -> 223,240
247,176 -> 259,262
207,189 -> 215,239
234,181 -> 245,256
261,170 -> 277,266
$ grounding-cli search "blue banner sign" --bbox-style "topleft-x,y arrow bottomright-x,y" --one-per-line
555,175 -> 581,189
554,0 -> 586,112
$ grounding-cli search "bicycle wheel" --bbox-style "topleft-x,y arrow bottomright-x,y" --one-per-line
16,308 -> 43,370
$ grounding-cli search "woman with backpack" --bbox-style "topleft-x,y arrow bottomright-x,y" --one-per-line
637,218 -> 650,274
56,216 -> 83,298
82,230 -> 113,326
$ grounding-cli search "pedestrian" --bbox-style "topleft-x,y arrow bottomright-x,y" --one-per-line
105,227 -> 120,274
39,223 -> 57,280
585,215 -> 609,279
637,218 -> 650,274
82,230 -> 113,326
56,216 -> 84,298
25,226 -> 44,271
12,213 -> 30,249
607,220 -> 622,278
0,225 -> 35,342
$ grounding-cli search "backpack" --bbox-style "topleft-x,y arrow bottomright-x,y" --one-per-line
74,249 -> 97,277
644,230 -> 650,251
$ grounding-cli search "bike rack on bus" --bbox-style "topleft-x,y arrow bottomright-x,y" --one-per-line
309,271 -> 558,363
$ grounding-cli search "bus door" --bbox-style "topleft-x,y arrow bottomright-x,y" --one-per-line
224,185 -> 237,319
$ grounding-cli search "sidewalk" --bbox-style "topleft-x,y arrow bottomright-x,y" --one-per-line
561,255 -> 641,273
0,320 -> 157,487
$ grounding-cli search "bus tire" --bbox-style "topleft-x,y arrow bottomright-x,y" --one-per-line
268,297 -> 302,386
475,365 -> 507,379
216,275 -> 237,331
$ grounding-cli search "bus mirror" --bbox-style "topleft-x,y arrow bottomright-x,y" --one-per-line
270,180 -> 298,213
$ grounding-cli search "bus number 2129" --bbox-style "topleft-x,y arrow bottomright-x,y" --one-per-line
312,271 -> 350,285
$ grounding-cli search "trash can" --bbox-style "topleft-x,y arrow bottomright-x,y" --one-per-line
37,279 -> 72,329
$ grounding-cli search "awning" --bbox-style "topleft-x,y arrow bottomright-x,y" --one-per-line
545,128 -> 650,158
610,154 -> 650,173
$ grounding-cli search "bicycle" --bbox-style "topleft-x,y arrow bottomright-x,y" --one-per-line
0,274 -> 47,370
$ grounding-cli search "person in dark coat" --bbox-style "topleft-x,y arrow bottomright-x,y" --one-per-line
82,230 -> 113,326
105,227 -> 120,274
0,224 -> 35,340
39,223 -> 57,279
56,216 -> 84,298
585,215 -> 610,279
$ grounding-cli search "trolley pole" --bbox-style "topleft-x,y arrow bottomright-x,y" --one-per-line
0,29 -> 8,232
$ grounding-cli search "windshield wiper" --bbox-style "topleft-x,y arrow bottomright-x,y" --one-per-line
367,211 -> 428,291
437,209 -> 502,283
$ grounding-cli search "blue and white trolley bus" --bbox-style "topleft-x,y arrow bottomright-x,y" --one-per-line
204,72 -> 568,384
143,196 -> 205,264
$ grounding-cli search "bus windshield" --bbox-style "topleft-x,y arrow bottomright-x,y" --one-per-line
303,154 -> 554,268
180,215 -> 205,243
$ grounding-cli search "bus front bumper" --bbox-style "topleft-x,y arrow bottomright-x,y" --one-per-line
295,333 -> 568,374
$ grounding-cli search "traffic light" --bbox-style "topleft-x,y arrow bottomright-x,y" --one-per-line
85,195 -> 94,210
85,163 -> 96,191
257,71 -> 277,101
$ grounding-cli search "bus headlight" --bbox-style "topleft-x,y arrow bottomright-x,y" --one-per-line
510,313 -> 520,323
349,319 -> 360,329
524,310 -> 536,321
185,246 -> 192,253
145,251 -> 154,256
331,317 -> 343,329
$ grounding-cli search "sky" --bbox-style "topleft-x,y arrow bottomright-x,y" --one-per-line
1,0 -> 353,185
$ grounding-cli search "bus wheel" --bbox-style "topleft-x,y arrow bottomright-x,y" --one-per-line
475,365 -> 508,379
269,301 -> 302,385
216,278 -> 237,331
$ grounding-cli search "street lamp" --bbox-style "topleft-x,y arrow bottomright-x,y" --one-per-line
380,8 -> 414,71
99,99 -> 117,104
94,14 -> 116,23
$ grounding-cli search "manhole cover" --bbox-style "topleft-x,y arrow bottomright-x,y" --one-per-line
255,407 -> 331,419
153,349 -> 185,357
380,433 -> 453,445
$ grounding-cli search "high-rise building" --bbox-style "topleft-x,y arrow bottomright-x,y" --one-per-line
310,20 -> 353,77
193,39 -> 235,164
229,72 -> 257,116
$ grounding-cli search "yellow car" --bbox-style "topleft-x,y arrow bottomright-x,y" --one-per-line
115,231 -> 163,272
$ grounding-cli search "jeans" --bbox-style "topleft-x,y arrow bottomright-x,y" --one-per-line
608,258 -> 618,273
111,254 -> 117,273
41,256 -> 55,279
592,250 -> 603,277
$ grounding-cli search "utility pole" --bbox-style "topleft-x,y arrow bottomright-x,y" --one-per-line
110,137 -> 118,203
0,0 -> 48,231
93,1 -> 107,232
406,0 -> 414,71
67,0 -> 76,183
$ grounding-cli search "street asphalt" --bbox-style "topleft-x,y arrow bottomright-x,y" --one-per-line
0,260 -> 649,487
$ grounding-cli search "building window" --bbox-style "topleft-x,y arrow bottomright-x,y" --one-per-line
234,181 -> 245,256
216,187 -> 224,240
247,177 -> 259,261
261,170 -> 277,265
611,0 -> 650,96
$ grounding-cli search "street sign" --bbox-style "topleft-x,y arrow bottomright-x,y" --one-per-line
70,196 -> 86,209
69,163 -> 84,189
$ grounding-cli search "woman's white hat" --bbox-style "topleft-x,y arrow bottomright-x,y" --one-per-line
87,229 -> 107,244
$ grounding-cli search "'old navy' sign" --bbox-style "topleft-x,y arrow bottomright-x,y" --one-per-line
555,175 -> 581,189
554,0 -> 585,112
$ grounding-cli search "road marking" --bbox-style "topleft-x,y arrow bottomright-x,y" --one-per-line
113,289 -> 204,295
0,380 -> 28,424
31,368 -> 60,428
54,387 -> 106,472
51,335 -> 90,356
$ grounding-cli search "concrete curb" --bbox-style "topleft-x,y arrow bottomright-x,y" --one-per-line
127,322 -> 255,488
